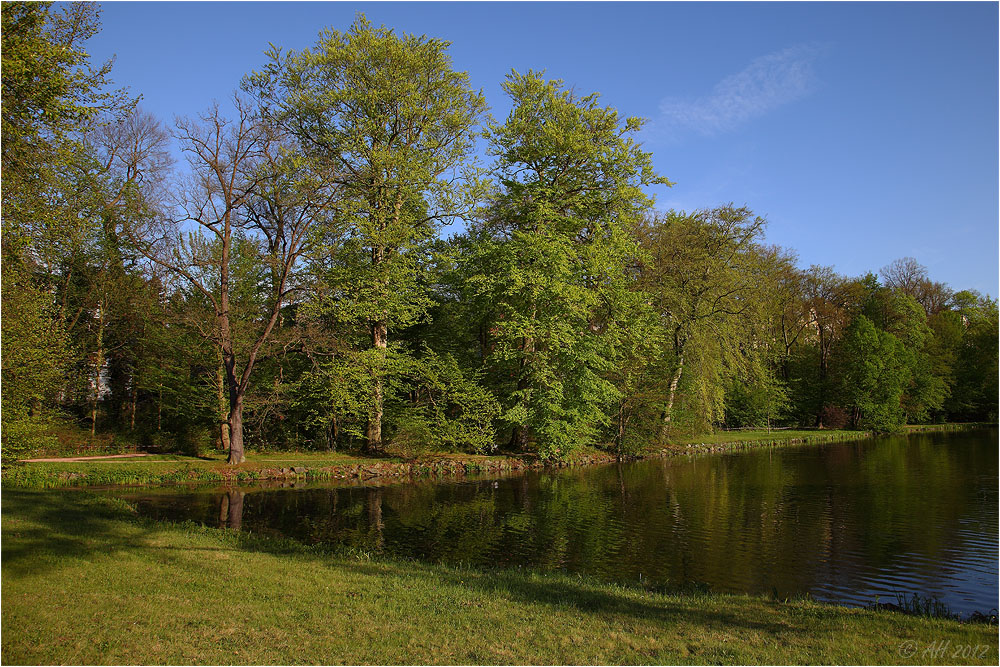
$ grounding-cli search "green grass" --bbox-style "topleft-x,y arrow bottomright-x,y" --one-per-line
660,423 -> 993,450
1,451 -> 410,488
671,428 -> 850,444
663,429 -> 873,447
2,490 -> 995,665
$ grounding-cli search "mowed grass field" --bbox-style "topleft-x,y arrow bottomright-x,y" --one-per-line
2,490 -> 996,665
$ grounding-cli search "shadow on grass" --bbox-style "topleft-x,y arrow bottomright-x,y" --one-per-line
2,490 -> 161,577
2,489 -> 271,579
6,488 -> 986,650
1,488 -> 811,638
331,558 -> 815,637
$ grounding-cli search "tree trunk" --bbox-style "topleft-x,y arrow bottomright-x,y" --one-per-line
658,352 -> 685,442
216,354 -> 230,452
508,320 -> 536,451
509,424 -> 528,451
367,320 -> 387,452
817,323 -> 829,427
328,414 -> 339,451
227,394 -> 245,464
129,382 -> 137,431
91,301 -> 106,436
223,345 -> 245,465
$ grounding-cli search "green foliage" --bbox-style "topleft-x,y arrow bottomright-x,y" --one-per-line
251,15 -> 488,334
0,417 -> 60,466
947,292 -> 999,421
470,70 -> 668,458
2,9 -> 993,464
0,264 -> 69,418
1,1 -> 130,264
392,349 -> 500,453
839,315 -> 908,432
725,371 -> 791,429
292,352 -> 376,448
853,284 -> 949,424
632,206 -> 777,438
251,14 -> 488,450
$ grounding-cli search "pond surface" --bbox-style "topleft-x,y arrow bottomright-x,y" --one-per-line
118,428 -> 998,616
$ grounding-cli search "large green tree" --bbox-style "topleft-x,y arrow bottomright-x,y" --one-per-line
838,315 -> 909,431
633,206 -> 772,438
1,1 -> 134,455
251,15 -> 488,452
469,70 -> 669,457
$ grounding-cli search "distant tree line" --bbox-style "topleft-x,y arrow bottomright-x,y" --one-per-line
3,4 -> 996,463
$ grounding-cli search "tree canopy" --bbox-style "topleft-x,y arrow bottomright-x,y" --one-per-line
2,8 -> 995,465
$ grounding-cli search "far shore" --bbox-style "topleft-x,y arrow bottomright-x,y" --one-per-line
4,423 -> 992,490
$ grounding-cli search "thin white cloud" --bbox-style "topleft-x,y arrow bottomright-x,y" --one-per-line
655,44 -> 824,138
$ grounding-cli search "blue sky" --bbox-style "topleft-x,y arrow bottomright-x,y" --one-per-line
85,1 -> 998,295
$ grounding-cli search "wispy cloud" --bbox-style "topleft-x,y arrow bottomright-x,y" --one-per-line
653,44 -> 825,139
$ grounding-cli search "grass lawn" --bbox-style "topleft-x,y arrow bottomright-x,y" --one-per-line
2,490 -> 996,665
1,450 -> 407,488
2,447 -> 579,489
665,429 -> 869,446
660,423 -> 992,449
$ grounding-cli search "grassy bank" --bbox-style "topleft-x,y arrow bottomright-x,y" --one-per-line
1,446 -> 619,489
656,422 -> 993,454
3,423 -> 991,490
653,428 -> 876,453
2,490 -> 995,665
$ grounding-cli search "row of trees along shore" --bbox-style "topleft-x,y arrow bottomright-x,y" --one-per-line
3,4 -> 997,464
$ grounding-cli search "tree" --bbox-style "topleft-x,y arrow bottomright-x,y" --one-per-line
857,280 -> 947,423
1,1 -> 135,455
946,291 -> 999,421
123,98 -> 324,463
0,265 -> 69,420
799,265 -> 860,426
69,108 -> 174,434
250,15 -> 488,452
469,70 -> 669,457
881,256 -> 953,315
1,1 -> 127,206
633,206 -> 770,438
839,315 -> 908,431
766,252 -> 812,381
880,257 -> 927,297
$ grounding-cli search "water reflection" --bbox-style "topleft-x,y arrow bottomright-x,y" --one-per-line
124,429 -> 998,616
218,489 -> 244,530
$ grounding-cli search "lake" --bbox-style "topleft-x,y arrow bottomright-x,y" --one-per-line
117,428 -> 998,616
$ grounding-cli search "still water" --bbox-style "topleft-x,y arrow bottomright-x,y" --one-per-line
119,429 -> 998,616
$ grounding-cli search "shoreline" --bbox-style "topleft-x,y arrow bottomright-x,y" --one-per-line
3,422 -> 992,490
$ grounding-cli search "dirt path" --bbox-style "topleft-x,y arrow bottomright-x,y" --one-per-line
20,453 -> 156,463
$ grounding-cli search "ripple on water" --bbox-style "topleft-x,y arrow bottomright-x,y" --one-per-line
119,428 -> 999,616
